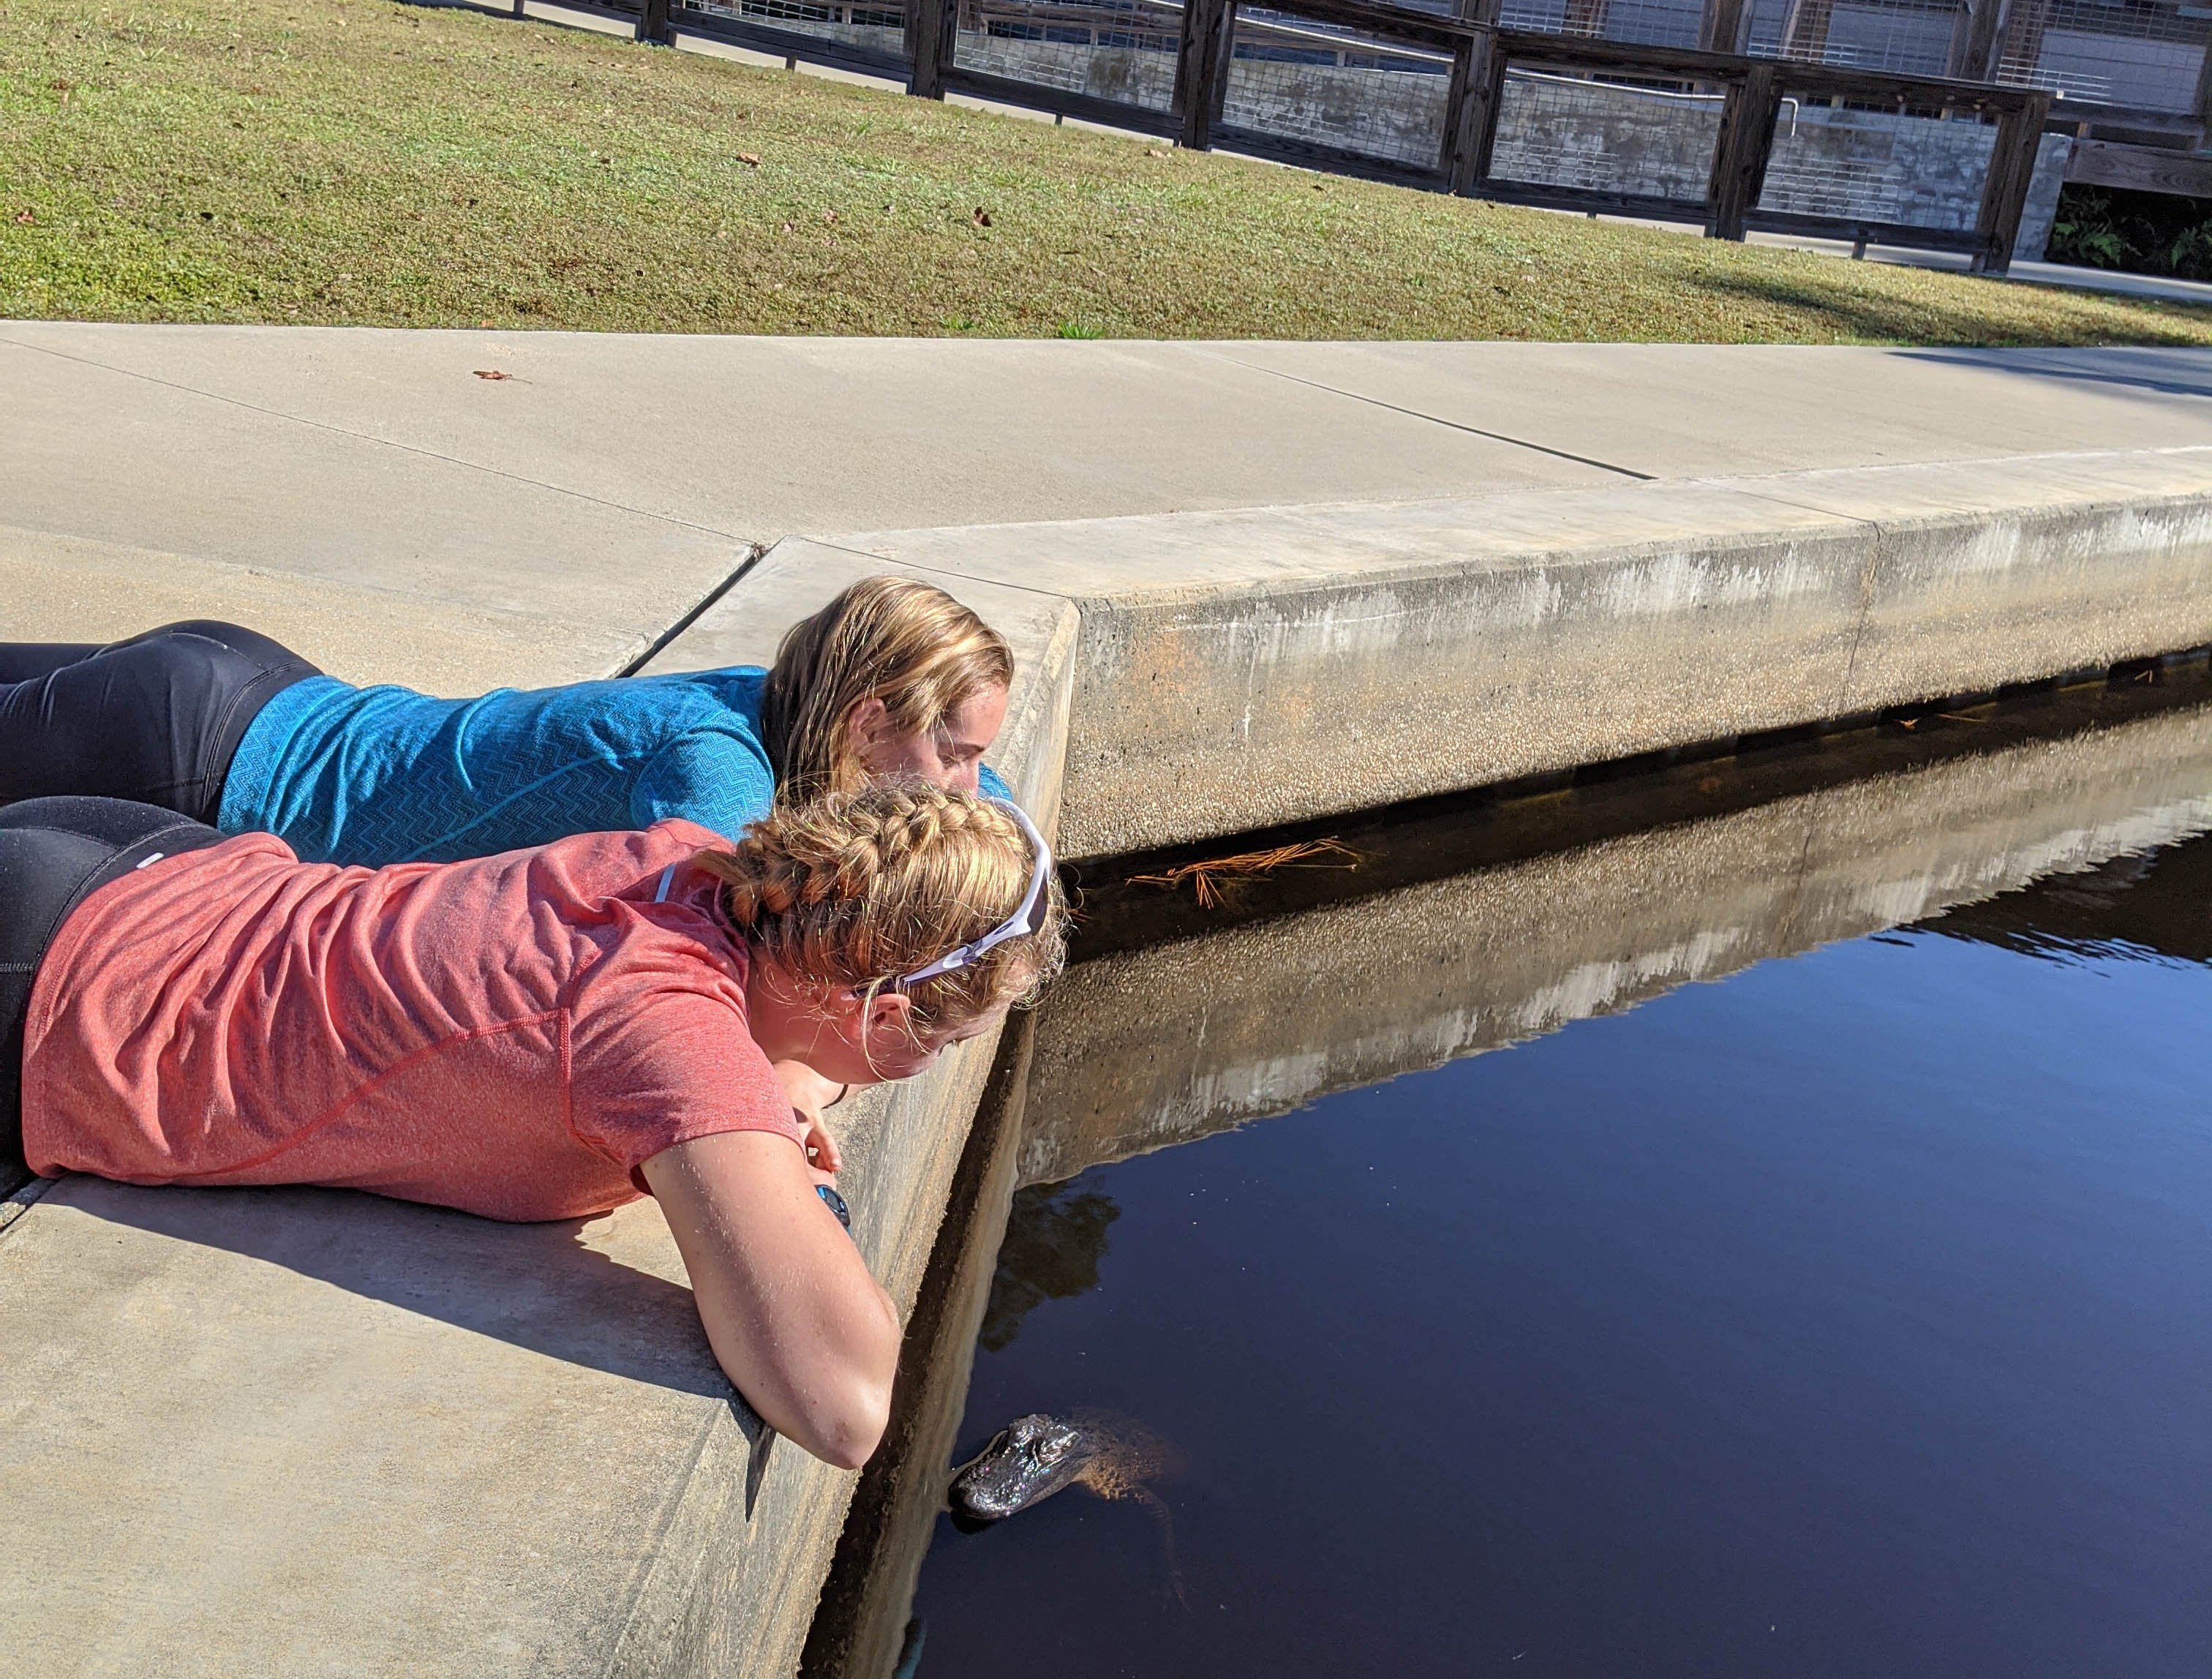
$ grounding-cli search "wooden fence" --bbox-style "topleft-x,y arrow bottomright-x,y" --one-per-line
565,0 -> 2056,273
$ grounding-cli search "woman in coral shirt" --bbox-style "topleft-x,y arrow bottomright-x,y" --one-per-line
0,781 -> 1064,1471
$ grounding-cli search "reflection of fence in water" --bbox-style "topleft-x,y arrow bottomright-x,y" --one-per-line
952,0 -> 1183,109
1219,10 -> 1455,165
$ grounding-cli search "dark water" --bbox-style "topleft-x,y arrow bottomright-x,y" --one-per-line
910,836 -> 2212,1678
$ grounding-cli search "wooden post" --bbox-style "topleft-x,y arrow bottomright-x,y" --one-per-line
907,0 -> 951,98
1972,89 -> 2052,274
1175,0 -> 1235,151
1945,0 -> 2004,82
635,0 -> 672,43
1707,62 -> 1781,238
1445,28 -> 1508,192
1699,0 -> 1748,54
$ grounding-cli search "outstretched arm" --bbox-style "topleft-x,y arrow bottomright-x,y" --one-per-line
642,1130 -> 900,1470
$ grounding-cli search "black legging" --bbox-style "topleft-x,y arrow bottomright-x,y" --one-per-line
0,620 -> 320,825
0,797 -> 225,1180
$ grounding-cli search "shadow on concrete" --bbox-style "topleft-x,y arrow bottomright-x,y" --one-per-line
1897,345 -> 2212,402
59,1176 -> 735,1400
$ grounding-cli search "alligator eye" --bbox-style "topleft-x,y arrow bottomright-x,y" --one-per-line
1035,1438 -> 1068,1465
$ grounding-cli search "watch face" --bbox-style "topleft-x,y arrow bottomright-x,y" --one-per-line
816,1182 -> 853,1232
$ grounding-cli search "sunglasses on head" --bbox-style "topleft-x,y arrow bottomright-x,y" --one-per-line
892,796 -> 1053,989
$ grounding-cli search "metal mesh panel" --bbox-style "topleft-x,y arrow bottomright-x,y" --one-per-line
951,0 -> 1183,109
1758,101 -> 1996,227
1219,11 -> 1453,167
676,0 -> 908,53
1742,0 -> 1964,72
1487,70 -> 1724,200
1994,0 -> 2209,110
1497,0 -> 1710,50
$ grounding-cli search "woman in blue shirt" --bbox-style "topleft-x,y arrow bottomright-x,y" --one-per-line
0,576 -> 1012,865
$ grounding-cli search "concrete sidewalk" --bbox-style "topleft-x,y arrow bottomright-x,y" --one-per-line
7,323 -> 2212,691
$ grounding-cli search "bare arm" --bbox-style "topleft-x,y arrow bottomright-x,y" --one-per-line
642,1130 -> 900,1470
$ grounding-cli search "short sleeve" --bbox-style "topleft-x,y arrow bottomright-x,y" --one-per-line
565,951 -> 804,1183
631,730 -> 778,843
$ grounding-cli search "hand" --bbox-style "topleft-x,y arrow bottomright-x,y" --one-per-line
773,1059 -> 846,1181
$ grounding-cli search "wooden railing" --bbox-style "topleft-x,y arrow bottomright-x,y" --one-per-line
613,0 -> 2056,272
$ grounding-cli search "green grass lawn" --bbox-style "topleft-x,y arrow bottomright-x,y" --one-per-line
4,0 -> 2211,342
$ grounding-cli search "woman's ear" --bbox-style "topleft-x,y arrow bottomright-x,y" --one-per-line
843,695 -> 891,767
862,987 -> 916,1046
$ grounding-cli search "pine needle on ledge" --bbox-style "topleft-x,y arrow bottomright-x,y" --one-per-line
1126,838 -> 1361,908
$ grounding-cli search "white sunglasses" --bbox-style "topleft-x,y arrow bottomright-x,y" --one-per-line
893,796 -> 1053,988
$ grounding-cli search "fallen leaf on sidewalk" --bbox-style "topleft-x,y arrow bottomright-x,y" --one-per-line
473,369 -> 514,380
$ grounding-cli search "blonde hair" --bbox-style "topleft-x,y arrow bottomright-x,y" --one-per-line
695,782 -> 1066,1038
760,577 -> 1015,808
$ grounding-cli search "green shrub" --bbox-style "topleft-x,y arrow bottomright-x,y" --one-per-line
2048,184 -> 2212,282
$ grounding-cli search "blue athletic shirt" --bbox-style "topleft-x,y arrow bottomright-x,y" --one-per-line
218,670 -> 1011,866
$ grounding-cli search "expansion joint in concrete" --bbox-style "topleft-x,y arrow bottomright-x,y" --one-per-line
1217,356 -> 1658,481
619,543 -> 770,677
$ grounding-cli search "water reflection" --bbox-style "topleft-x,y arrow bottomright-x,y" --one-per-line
810,669 -> 2212,1679
1023,687 -> 2212,1187
1927,830 -> 2212,966
978,1184 -> 1121,1355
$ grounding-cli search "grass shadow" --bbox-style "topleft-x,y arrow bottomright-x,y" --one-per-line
1693,268 -> 2212,348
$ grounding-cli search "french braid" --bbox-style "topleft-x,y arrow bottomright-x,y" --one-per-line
696,782 -> 1066,1034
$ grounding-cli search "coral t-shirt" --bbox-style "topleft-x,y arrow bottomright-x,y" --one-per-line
20,821 -> 802,1222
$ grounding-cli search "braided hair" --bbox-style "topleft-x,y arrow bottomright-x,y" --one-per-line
695,782 -> 1066,1035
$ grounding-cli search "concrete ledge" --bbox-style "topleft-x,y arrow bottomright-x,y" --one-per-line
831,446 -> 2212,858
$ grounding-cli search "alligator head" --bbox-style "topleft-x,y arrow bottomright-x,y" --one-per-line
947,1413 -> 1090,1524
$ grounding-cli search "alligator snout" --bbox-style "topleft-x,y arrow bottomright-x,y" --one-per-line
948,1413 -> 1089,1523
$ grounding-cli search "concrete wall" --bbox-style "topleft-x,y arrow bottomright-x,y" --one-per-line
1220,51 -> 1453,168
2014,132 -> 2074,263
1492,73 -> 1723,199
836,447 -> 2212,860
956,33 -> 1178,109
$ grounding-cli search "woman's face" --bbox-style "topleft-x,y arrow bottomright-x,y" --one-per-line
808,997 -> 1009,1088
848,683 -> 1009,795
